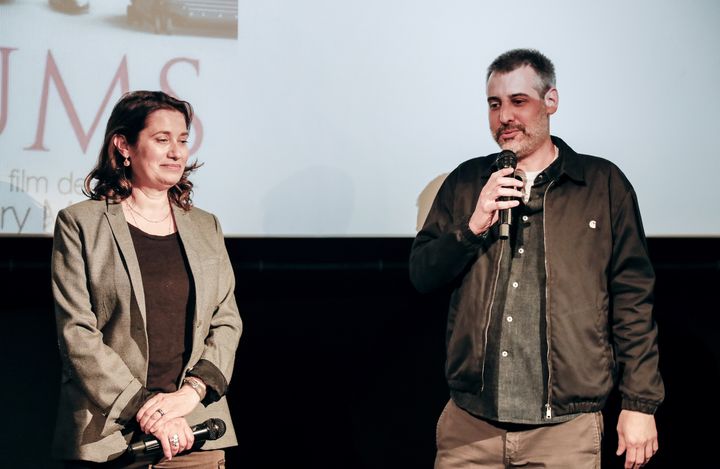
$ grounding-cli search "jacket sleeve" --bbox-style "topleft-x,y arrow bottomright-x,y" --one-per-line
609,180 -> 664,414
52,209 -> 146,435
409,170 -> 487,293
188,215 -> 242,399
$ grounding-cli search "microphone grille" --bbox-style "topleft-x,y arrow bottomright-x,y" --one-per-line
496,150 -> 517,169
207,418 -> 227,440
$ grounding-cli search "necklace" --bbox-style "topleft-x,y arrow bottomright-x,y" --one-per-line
126,199 -> 171,223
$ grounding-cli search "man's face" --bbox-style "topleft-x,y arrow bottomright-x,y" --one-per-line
486,65 -> 557,158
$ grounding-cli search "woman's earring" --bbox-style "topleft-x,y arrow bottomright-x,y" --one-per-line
123,155 -> 130,167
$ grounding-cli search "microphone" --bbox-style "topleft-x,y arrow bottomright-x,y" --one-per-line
128,418 -> 226,457
495,149 -> 518,239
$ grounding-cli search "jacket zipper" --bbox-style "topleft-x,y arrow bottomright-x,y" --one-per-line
480,239 -> 504,392
543,180 -> 555,420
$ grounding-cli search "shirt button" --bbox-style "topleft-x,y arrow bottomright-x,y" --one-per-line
522,215 -> 529,222
512,281 -> 519,288
506,316 -> 513,322
518,248 -> 524,254
501,351 -> 509,357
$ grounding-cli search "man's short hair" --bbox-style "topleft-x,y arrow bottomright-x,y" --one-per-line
487,49 -> 556,95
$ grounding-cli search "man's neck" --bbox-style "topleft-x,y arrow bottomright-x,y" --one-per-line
517,139 -> 557,172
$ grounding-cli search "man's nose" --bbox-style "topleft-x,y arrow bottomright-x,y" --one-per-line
499,106 -> 514,124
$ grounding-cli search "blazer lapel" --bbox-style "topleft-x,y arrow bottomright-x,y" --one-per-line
105,201 -> 147,324
173,205 -> 202,325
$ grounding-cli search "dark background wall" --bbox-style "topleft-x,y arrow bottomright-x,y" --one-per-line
1,237 -> 718,468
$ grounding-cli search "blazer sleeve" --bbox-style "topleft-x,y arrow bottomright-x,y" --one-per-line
52,208 -> 145,436
187,215 -> 242,399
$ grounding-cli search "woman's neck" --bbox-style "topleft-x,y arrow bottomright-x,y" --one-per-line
122,187 -> 176,235
129,186 -> 169,209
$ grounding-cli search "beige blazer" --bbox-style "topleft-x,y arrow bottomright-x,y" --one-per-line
51,199 -> 242,462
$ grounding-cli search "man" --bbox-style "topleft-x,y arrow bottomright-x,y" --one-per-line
409,49 -> 663,469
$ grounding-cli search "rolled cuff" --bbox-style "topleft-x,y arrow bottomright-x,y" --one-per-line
187,359 -> 228,405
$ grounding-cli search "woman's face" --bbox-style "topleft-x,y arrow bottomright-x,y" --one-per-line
124,109 -> 189,192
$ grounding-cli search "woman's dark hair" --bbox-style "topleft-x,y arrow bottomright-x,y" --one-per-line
83,90 -> 201,211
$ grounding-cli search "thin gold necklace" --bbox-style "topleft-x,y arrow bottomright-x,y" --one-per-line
126,199 -> 171,223
125,203 -> 173,235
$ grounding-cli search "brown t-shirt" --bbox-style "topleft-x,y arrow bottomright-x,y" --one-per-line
128,223 -> 194,393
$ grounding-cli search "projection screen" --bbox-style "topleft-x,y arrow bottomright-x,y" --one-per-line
1,0 -> 719,236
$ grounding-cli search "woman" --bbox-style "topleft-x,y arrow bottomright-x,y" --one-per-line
51,91 -> 242,468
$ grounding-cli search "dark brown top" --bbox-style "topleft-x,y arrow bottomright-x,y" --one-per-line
128,223 -> 194,393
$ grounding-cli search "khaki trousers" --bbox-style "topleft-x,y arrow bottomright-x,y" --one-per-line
435,400 -> 603,469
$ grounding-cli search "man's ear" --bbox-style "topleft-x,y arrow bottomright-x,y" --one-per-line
544,88 -> 559,115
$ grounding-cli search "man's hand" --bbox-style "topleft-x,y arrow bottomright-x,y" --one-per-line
468,166 -> 523,235
616,409 -> 658,468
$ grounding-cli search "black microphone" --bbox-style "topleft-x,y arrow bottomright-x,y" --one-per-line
128,418 -> 226,457
495,149 -> 518,239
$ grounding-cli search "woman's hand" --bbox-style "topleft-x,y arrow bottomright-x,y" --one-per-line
136,386 -> 200,434
150,416 -> 195,460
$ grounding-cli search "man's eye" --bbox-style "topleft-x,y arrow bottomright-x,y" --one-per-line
157,138 -> 169,143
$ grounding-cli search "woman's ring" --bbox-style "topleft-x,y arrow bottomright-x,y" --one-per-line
170,434 -> 180,448
156,408 -> 165,417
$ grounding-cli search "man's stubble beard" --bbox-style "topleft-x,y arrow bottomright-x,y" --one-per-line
493,113 -> 550,159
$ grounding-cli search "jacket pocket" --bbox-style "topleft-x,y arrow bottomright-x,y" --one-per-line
445,302 -> 483,391
551,306 -> 613,401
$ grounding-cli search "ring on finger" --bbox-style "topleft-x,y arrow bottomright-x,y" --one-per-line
170,434 -> 180,448
156,408 -> 165,417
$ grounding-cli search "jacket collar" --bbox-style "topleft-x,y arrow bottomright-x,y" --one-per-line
172,204 -> 201,283
173,205 -> 203,324
483,135 -> 585,184
552,136 -> 585,184
104,200 -> 147,321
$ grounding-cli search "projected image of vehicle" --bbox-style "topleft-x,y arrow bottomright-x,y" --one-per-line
48,0 -> 89,14
126,0 -> 238,37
